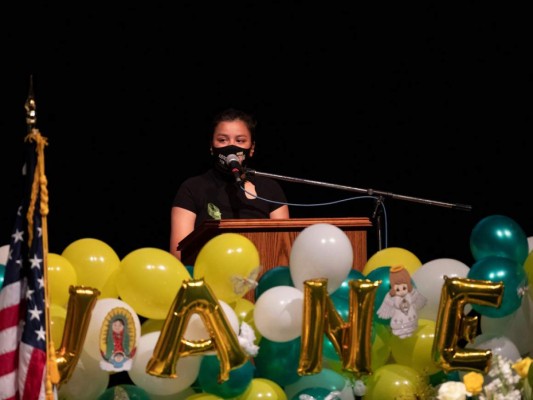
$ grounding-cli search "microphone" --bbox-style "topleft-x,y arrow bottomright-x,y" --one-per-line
226,154 -> 243,183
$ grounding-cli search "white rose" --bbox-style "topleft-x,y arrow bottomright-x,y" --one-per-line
437,381 -> 469,400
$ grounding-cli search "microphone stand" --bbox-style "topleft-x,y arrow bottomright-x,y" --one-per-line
371,196 -> 384,250
244,168 -> 472,250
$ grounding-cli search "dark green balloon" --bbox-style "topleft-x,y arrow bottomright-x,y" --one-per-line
97,384 -> 150,400
198,355 -> 255,398
331,269 -> 365,300
255,266 -> 294,299
468,255 -> 527,318
254,336 -> 301,387
470,214 -> 529,265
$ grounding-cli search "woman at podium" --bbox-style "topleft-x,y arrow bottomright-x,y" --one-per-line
170,107 -> 290,260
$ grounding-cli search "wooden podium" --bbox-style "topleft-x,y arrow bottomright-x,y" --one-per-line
178,217 -> 372,274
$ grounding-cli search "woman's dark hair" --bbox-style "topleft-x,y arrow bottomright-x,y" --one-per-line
211,108 -> 257,141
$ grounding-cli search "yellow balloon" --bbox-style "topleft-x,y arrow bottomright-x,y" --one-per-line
47,253 -> 78,307
61,238 -> 120,292
194,233 -> 260,304
239,378 -> 287,400
141,318 -> 165,336
364,363 -> 428,399
186,394 -> 225,400
372,323 -> 392,370
231,297 -> 261,343
49,304 -> 67,346
363,247 -> 422,276
98,267 -> 119,299
390,318 -> 440,375
116,247 -> 191,319
523,251 -> 533,302
231,297 -> 254,323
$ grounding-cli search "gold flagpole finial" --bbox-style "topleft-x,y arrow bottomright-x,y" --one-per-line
25,75 -> 37,131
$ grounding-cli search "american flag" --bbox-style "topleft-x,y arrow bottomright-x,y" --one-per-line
0,131 -> 51,400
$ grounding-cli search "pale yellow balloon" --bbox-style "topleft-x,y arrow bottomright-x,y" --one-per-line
141,318 -> 165,336
49,304 -> 67,347
523,251 -> 533,302
389,318 -> 439,375
364,363 -> 426,399
186,393 -> 225,400
239,378 -> 287,400
61,238 -> 120,292
47,253 -> 78,307
363,247 -> 422,276
194,233 -> 260,304
98,267 -> 119,299
372,322 -> 393,370
116,247 -> 191,319
231,297 -> 261,343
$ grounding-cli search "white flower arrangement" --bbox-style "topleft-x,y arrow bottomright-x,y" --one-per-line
238,321 -> 259,357
437,381 -> 471,400
437,355 -> 533,400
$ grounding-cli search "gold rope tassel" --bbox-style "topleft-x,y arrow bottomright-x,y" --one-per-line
25,129 -> 49,243
25,129 -> 60,398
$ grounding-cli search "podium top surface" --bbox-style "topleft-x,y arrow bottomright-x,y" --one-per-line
178,217 -> 372,251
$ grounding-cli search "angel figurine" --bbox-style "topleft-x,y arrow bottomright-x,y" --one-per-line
376,265 -> 427,338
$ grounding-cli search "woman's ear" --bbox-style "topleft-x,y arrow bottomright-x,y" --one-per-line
249,142 -> 255,157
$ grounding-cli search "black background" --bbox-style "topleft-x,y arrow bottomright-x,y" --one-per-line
1,3 -> 532,269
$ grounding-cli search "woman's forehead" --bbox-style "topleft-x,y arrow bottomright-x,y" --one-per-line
214,120 -> 251,137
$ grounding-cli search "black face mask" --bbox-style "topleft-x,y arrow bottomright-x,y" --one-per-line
212,145 -> 252,175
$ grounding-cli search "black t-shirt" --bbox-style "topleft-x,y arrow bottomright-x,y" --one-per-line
172,168 -> 288,228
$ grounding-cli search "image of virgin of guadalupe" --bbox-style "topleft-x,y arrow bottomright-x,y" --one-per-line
99,307 -> 137,372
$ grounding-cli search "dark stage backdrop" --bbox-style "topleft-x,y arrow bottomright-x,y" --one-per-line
1,3 -> 531,269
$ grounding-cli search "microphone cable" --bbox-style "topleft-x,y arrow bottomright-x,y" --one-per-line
238,186 -> 388,249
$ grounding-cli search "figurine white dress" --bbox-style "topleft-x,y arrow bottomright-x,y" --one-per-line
377,265 -> 427,338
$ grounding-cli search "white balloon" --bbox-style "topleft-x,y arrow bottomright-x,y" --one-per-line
528,236 -> 533,253
58,350 -> 109,400
468,333 -> 521,362
184,300 -> 239,340
128,331 -> 202,396
290,223 -> 353,293
481,295 -> 533,356
411,258 -> 471,321
83,298 -> 141,362
338,381 -> 357,400
0,244 -> 9,265
459,334 -> 522,384
254,285 -> 304,342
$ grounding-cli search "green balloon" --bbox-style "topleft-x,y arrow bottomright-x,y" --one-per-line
255,266 -> 293,299
470,214 -> 529,264
331,269 -> 365,300
198,355 -> 255,398
254,336 -> 301,387
468,255 -> 527,318
97,384 -> 150,400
